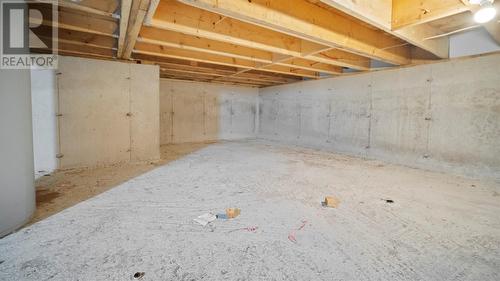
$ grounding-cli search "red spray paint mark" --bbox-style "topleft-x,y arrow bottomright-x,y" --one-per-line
288,220 -> 308,243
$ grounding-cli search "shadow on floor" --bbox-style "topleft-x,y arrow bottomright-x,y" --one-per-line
29,142 -> 214,225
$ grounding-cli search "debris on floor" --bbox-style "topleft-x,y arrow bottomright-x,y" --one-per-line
244,226 -> 258,232
133,272 -> 145,279
322,196 -> 340,208
288,220 -> 308,243
193,213 -> 217,226
228,226 -> 259,233
226,208 -> 241,218
384,199 -> 394,204
216,213 -> 228,219
216,208 -> 241,220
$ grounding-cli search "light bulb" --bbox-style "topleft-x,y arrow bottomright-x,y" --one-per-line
474,5 -> 497,23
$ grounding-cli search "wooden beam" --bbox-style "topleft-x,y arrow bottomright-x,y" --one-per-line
260,64 -> 319,78
144,0 -> 160,25
159,66 -> 292,84
34,0 -> 116,18
151,1 -> 371,70
310,48 -> 371,70
235,72 -> 297,84
123,0 -> 151,59
139,27 -> 273,63
160,71 -> 277,87
176,0 -> 411,65
161,76 -> 266,88
133,42 -> 320,78
391,0 -> 469,30
34,6 -> 118,37
160,69 -> 275,86
318,0 -> 450,58
134,54 -> 300,83
35,26 -> 116,49
138,27 -> 343,74
277,58 -> 342,75
33,41 -> 116,58
118,0 -> 133,57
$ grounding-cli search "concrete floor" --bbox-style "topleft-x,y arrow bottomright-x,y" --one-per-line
1,140 -> 499,281
30,143 -> 211,225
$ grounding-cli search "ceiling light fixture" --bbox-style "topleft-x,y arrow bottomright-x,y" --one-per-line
471,0 -> 497,23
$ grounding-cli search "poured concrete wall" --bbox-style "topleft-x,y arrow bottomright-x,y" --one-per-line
57,57 -> 160,169
0,69 -> 35,237
31,69 -> 58,178
259,53 -> 500,179
160,79 -> 258,144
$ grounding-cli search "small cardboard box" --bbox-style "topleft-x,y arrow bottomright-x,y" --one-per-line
324,196 -> 340,208
226,208 -> 241,218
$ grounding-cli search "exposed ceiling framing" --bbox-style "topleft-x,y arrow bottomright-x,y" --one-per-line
30,0 -> 500,88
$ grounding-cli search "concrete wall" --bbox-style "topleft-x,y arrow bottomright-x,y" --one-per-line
56,56 -> 160,169
31,69 -> 58,178
160,79 -> 259,144
0,69 -> 35,237
259,53 -> 500,180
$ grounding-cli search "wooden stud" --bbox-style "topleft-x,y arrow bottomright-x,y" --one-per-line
123,0 -> 151,59
118,0 -> 133,58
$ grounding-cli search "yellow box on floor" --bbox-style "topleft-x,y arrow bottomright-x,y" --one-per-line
226,208 -> 241,218
325,196 -> 340,208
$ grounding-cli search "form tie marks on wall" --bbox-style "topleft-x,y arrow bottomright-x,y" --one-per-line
1,0 -> 58,69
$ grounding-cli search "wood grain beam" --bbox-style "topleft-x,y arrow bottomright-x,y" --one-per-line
34,6 -> 118,37
392,0 -> 469,30
160,76 -> 266,87
139,27 -> 343,74
123,0 -> 150,59
176,0 -> 411,65
160,69 -> 275,86
33,0 -> 117,17
150,0 -> 371,70
33,41 -> 116,58
118,0 -> 133,57
133,41 -> 321,78
317,0 -> 450,58
134,54 -> 300,83
36,26 -> 116,49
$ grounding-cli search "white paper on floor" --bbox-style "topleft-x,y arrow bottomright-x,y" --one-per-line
193,213 -> 217,226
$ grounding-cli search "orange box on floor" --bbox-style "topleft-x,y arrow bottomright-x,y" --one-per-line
324,196 -> 340,208
226,208 -> 241,218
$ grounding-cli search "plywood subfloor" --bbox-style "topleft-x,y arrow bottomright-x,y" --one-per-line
1,140 -> 499,280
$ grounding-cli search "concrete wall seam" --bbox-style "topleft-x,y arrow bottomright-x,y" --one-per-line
258,53 -> 500,180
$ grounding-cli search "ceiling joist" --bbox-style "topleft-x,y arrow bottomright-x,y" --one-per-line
117,0 -> 133,57
175,0 -> 411,65
133,42 -> 320,78
122,0 -> 151,59
316,0 -> 450,58
149,0 -> 372,71
31,0 -> 495,87
391,0 -> 469,30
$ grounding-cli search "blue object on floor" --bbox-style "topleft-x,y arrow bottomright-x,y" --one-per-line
216,214 -> 228,219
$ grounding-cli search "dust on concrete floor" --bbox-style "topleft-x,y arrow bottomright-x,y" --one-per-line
31,142 -> 212,224
1,140 -> 499,281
